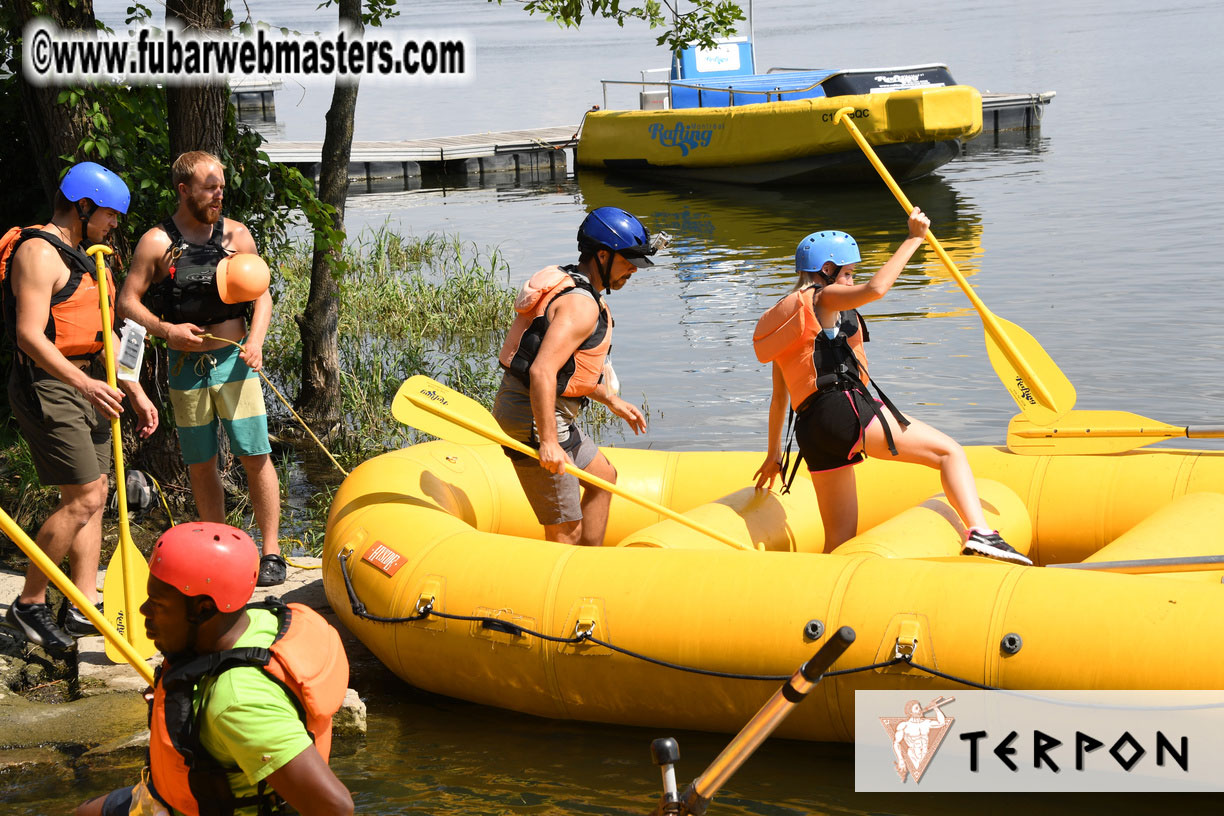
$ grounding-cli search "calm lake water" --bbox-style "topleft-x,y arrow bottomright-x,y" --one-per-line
12,0 -> 1223,812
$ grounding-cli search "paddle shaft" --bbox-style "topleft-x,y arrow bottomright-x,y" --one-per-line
681,627 -> 855,814
0,506 -> 155,685
86,245 -> 144,653
1048,555 -> 1224,575
405,393 -> 756,551
832,107 -> 1057,409
1012,425 -> 1224,440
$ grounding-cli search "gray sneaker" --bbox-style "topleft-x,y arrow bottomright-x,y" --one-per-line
963,530 -> 1033,566
59,599 -> 104,638
5,599 -> 76,656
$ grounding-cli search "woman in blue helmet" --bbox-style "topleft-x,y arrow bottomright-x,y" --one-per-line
492,206 -> 660,547
752,208 -> 1029,564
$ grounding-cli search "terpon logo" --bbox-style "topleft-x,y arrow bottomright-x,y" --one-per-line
879,696 -> 955,783
362,541 -> 406,577
1013,376 -> 1036,405
420,389 -> 449,405
648,122 -> 717,156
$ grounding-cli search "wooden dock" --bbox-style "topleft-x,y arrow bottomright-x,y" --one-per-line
263,126 -> 578,186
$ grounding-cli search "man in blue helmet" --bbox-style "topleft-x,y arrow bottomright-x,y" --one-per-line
2,162 -> 159,657
492,206 -> 664,547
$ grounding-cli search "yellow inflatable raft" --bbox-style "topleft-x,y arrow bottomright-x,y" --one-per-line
322,441 -> 1224,741
576,85 -> 983,185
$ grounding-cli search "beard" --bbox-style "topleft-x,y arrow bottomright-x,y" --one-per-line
186,195 -> 222,225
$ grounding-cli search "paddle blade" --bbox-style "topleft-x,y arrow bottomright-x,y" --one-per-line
1006,410 -> 1186,455
392,375 -> 502,447
102,536 -> 156,662
982,317 -> 1076,425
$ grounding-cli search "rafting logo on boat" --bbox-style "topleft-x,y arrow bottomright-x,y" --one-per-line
648,122 -> 718,156
362,541 -> 407,577
1014,376 -> 1036,405
880,695 -> 955,783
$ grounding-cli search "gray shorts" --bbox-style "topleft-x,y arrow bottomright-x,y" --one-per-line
492,372 -> 599,526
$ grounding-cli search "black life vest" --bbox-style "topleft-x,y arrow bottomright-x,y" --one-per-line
142,218 -> 250,326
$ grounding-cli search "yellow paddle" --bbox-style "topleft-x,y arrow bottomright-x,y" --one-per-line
1,505 -> 155,685
1007,410 -> 1224,455
832,106 -> 1076,426
392,375 -> 755,551
86,244 -> 157,663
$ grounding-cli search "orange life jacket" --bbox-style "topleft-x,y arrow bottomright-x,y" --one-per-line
753,287 -> 869,411
1,225 -> 112,368
148,600 -> 349,816
498,265 -> 613,398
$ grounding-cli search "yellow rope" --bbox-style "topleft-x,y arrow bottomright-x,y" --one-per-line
198,333 -> 350,478
143,471 -> 177,526
278,538 -> 323,570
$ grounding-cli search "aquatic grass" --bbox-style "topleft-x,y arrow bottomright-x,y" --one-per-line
263,226 -> 517,464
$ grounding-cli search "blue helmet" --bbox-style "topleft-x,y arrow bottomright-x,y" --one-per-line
577,206 -> 655,267
796,230 -> 860,273
60,162 -> 131,215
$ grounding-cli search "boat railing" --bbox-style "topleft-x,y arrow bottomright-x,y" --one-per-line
599,74 -> 831,111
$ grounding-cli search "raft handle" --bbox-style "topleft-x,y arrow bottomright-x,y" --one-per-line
893,621 -> 921,660
414,595 -> 436,616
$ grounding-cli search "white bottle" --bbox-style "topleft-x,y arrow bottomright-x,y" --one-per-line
116,318 -> 147,382
602,358 -> 620,397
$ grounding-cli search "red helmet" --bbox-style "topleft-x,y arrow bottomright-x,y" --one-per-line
149,522 -> 259,611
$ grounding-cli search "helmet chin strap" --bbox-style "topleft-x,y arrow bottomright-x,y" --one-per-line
600,250 -> 615,295
72,200 -> 101,251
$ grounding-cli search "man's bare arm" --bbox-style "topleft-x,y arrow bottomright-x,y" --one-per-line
118,227 -> 203,347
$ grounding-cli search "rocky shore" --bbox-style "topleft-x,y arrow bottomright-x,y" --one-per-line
0,558 -> 368,784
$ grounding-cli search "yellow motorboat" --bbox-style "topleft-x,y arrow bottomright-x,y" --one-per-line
323,439 -> 1224,742
578,84 -> 983,186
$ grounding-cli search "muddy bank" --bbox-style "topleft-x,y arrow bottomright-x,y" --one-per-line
0,559 -> 369,782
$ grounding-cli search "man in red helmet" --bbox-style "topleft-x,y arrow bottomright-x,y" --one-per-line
76,522 -> 353,816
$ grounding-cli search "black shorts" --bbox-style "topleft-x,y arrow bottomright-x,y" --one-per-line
794,388 -> 882,472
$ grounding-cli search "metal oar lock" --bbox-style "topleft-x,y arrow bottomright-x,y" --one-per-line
646,627 -> 855,816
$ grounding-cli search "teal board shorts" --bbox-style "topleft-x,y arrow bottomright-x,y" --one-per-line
169,341 -> 271,465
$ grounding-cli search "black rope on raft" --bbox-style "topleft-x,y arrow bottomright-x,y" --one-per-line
336,550 -> 1000,688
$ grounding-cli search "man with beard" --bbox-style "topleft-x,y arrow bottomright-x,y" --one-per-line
120,151 -> 285,586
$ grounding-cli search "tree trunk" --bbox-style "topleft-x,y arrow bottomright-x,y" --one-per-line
9,0 -> 98,199
294,0 -> 362,428
165,0 -> 226,157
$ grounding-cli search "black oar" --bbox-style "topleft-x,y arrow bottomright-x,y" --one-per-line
649,627 -> 856,815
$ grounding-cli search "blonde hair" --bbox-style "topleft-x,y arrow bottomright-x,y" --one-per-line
791,267 -> 830,293
171,151 -> 225,188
